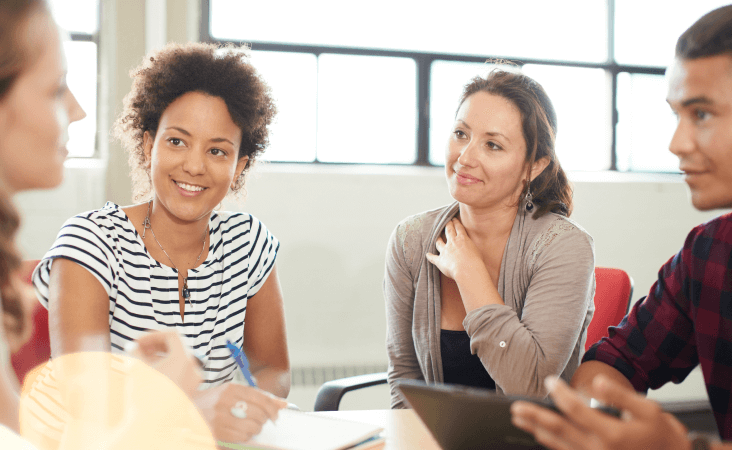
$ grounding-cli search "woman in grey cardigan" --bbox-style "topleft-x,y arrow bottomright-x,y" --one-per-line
385,69 -> 595,408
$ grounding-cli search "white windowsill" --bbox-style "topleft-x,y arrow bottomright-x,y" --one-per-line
63,157 -> 106,170
62,157 -> 684,184
253,162 -> 684,184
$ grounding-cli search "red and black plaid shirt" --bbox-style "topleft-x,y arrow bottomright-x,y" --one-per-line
584,213 -> 732,439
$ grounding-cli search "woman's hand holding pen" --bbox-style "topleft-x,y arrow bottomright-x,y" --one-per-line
193,383 -> 287,443
128,332 -> 286,443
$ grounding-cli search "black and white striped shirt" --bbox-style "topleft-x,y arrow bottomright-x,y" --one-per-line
32,202 -> 279,387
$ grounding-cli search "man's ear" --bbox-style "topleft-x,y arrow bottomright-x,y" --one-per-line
530,157 -> 551,182
143,131 -> 154,169
232,156 -> 249,189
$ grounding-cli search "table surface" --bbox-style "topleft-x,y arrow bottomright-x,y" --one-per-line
313,409 -> 441,450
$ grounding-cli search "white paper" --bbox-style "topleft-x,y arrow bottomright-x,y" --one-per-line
244,409 -> 383,450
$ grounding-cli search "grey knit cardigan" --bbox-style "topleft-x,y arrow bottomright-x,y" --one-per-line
385,202 -> 595,408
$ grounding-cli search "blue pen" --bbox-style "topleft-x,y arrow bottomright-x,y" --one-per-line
226,339 -> 257,387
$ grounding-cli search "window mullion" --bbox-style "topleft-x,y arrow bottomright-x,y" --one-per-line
416,56 -> 430,166
608,0 -> 618,171
200,0 -> 212,43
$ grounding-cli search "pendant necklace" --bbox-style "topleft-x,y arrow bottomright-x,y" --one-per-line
141,200 -> 208,308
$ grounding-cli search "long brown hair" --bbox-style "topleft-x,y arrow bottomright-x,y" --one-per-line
0,0 -> 45,99
0,177 -> 22,337
0,0 -> 47,340
458,69 -> 573,218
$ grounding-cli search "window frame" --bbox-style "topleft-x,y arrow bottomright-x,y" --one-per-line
201,0 -> 667,170
65,10 -> 101,159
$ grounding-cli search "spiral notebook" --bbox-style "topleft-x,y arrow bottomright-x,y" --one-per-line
220,409 -> 384,450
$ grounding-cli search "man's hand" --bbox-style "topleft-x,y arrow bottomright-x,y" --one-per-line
510,375 -> 691,450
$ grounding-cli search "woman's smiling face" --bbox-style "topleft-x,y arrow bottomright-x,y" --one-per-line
445,91 -> 529,211
144,91 -> 248,223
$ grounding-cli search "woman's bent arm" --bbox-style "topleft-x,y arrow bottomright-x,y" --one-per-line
465,223 -> 595,397
243,264 -> 290,398
48,258 -> 110,357
384,224 -> 424,409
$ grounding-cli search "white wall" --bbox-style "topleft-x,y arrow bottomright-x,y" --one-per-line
216,167 -> 723,408
14,164 -> 721,409
13,0 -> 716,411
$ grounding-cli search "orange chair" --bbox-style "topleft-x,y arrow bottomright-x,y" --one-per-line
585,267 -> 633,351
314,266 -> 634,411
10,260 -> 49,384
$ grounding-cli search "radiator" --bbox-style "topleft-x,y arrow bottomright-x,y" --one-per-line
290,365 -> 388,387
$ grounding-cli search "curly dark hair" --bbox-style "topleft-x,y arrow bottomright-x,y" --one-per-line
459,69 -> 573,219
114,42 -> 277,201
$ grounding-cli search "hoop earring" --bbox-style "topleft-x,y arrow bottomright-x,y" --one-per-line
525,183 -> 534,212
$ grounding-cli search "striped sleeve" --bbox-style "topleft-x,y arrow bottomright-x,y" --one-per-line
244,215 -> 279,297
32,214 -> 118,309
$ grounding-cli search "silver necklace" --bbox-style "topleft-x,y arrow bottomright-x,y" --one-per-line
141,200 -> 208,307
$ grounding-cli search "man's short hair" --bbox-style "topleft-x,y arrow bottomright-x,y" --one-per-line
676,4 -> 732,59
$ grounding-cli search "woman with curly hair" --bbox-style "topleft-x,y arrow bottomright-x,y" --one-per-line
32,42 -> 288,443
386,69 -> 595,407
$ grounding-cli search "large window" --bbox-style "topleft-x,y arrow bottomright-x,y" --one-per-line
204,0 -> 728,171
49,0 -> 98,158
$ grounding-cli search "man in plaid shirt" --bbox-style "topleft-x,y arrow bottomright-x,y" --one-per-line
511,5 -> 732,450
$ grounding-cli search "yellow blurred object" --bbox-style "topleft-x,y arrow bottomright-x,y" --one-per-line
18,351 -> 216,450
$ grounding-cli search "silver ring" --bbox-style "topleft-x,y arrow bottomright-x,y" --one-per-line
230,400 -> 248,419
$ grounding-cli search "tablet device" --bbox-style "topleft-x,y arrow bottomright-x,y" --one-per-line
396,379 -> 718,450
396,379 -> 554,450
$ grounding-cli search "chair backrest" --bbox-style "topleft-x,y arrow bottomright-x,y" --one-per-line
585,267 -> 633,352
10,260 -> 50,384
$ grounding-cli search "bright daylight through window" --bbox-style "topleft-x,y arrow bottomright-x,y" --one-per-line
204,0 -> 729,171
49,0 -> 98,158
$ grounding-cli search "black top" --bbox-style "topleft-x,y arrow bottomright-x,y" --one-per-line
440,329 -> 496,390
